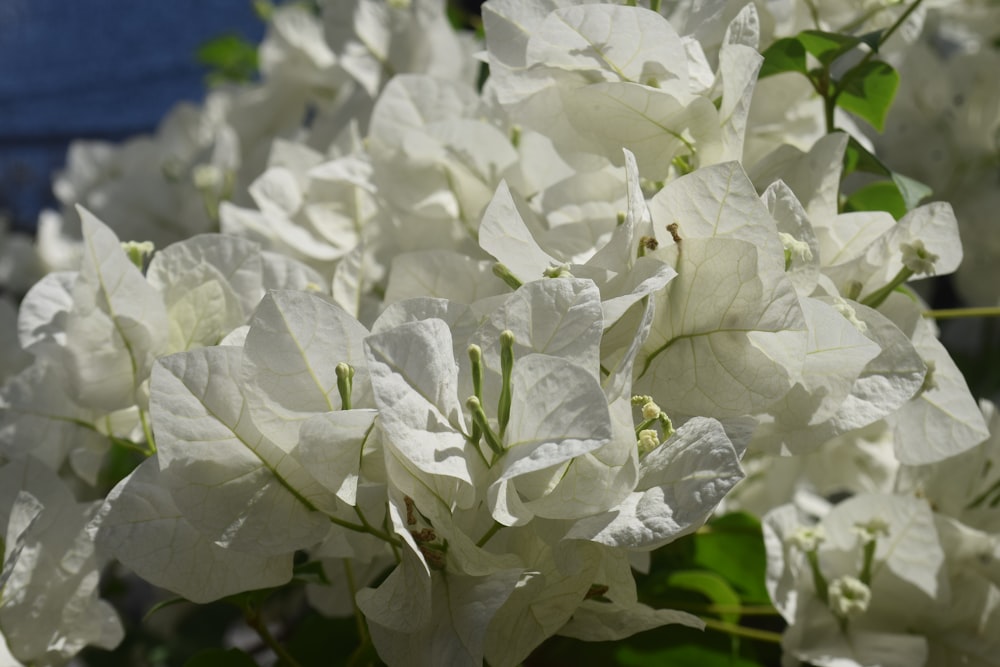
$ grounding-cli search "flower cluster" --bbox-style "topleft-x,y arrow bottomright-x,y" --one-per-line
2,1 -> 999,666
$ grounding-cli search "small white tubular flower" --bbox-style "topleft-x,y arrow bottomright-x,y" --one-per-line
828,575 -> 872,619
120,240 -> 155,269
779,231 -> 814,263
830,296 -> 869,334
901,240 -> 940,275
853,517 -> 891,542
788,525 -> 826,552
637,429 -> 661,456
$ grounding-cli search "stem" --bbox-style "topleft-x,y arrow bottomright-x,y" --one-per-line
824,89 -> 838,135
861,266 -> 914,309
244,606 -> 303,667
671,602 -> 782,617
493,263 -> 523,290
806,550 -> 829,604
833,0 -> 925,101
858,540 -> 877,586
875,0 -> 924,51
476,521 -> 504,548
343,560 -> 371,647
138,408 -> 156,455
350,507 -> 403,547
924,306 -> 1000,320
700,617 -> 784,644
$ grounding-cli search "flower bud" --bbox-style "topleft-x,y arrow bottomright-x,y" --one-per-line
641,400 -> 662,421
637,429 -> 660,456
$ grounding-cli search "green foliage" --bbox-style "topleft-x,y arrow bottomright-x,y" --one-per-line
666,570 -> 742,624
843,180 -> 907,219
843,136 -> 932,213
96,438 -> 146,493
797,30 -> 862,65
759,38 -> 807,79
837,61 -> 900,131
690,513 -> 771,605
196,34 -> 259,85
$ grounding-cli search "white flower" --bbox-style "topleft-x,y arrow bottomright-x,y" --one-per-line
900,240 -> 940,276
789,525 -> 826,552
828,575 -> 872,619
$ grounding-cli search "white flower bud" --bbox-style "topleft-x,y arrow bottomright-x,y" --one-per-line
828,575 -> 871,619
900,240 -> 940,275
641,401 -> 661,420
637,429 -> 660,456
788,525 -> 826,552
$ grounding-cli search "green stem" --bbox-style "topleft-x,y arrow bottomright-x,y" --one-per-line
806,550 -> 829,604
138,408 -> 156,455
874,0 -> 925,51
861,266 -> 914,309
700,617 -> 784,644
350,507 -> 403,548
924,306 -> 1000,320
670,602 -> 782,617
244,605 -> 303,667
476,521 -> 504,548
833,0 -> 925,100
343,560 -> 371,648
859,540 -> 877,586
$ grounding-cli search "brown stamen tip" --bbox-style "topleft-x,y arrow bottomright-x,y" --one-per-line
667,223 -> 681,244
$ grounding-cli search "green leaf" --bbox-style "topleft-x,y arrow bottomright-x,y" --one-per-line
836,61 -> 900,131
692,513 -> 771,605
843,180 -> 907,219
759,38 -> 807,79
666,570 -> 742,624
890,172 -> 933,212
184,648 -> 258,667
96,437 -> 146,492
196,34 -> 259,84
842,137 -> 932,211
796,30 -> 862,65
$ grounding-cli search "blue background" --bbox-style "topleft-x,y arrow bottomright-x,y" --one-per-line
0,0 -> 264,231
